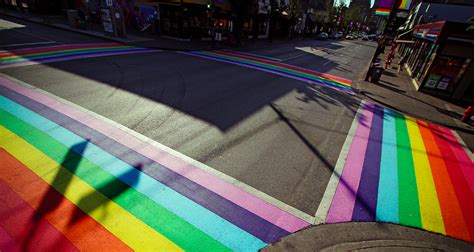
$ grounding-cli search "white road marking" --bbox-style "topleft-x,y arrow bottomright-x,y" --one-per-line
313,100 -> 364,224
0,72 -> 316,224
280,52 -> 307,61
0,41 -> 57,48
222,49 -> 282,61
323,60 -> 331,66
451,130 -> 474,162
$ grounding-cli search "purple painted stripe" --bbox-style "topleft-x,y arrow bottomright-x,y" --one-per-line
0,49 -> 158,69
0,85 -> 290,243
351,105 -> 384,221
326,102 -> 375,223
181,52 -> 353,93
0,77 -> 309,233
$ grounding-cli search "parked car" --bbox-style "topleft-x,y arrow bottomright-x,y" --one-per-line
345,34 -> 353,40
317,32 -> 329,40
362,35 -> 369,41
335,32 -> 343,39
368,34 -> 377,41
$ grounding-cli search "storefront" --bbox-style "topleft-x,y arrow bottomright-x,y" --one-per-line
402,21 -> 474,103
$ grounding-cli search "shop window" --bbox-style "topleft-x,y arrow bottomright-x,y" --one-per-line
423,56 -> 471,94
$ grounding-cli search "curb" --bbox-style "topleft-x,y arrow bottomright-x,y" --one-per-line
262,222 -> 474,251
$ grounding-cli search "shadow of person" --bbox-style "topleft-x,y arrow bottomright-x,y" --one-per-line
23,140 -> 89,251
68,163 -> 143,225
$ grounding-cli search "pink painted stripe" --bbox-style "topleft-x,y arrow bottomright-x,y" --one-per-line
214,51 -> 352,85
0,49 -> 157,70
0,43 -> 121,57
0,226 -> 21,252
434,126 -> 474,193
0,77 -> 310,233
326,102 -> 375,223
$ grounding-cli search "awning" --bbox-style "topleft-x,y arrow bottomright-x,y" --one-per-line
395,39 -> 415,43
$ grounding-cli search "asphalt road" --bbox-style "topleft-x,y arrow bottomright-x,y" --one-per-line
0,16 -> 375,216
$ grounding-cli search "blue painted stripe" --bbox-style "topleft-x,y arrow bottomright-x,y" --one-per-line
1,47 -> 143,64
376,108 -> 399,223
191,52 -> 351,90
0,96 -> 266,251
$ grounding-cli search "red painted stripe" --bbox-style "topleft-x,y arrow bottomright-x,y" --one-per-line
417,121 -> 470,241
433,126 -> 474,192
429,124 -> 474,242
0,179 -> 78,252
0,43 -> 122,57
212,51 -> 352,85
0,148 -> 132,251
0,226 -> 21,252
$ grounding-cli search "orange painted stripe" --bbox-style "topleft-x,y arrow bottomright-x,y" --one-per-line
0,179 -> 77,252
0,148 -> 132,251
417,121 -> 470,241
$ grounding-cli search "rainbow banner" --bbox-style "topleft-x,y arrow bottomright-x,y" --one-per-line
0,76 -> 311,251
184,51 -> 353,92
375,8 -> 391,16
317,101 -> 474,243
398,0 -> 413,10
0,43 -> 159,69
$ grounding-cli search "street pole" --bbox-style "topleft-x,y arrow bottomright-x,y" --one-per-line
382,0 -> 401,36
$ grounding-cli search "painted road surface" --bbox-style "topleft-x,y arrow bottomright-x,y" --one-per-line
0,43 -> 159,69
0,75 -> 311,251
183,50 -> 353,92
316,101 -> 474,243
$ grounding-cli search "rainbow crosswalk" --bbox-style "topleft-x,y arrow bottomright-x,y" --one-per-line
317,101 -> 474,243
184,50 -> 353,92
0,75 -> 311,251
0,43 -> 158,69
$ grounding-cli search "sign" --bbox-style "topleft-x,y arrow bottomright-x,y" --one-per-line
436,77 -> 451,90
101,8 -> 114,33
425,74 -> 441,88
106,0 -> 113,7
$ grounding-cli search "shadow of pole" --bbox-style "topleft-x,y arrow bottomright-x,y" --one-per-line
24,140 -> 89,251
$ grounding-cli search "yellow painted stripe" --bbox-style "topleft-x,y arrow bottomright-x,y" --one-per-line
405,117 -> 445,234
0,126 -> 183,252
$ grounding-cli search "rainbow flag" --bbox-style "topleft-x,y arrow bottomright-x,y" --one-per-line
399,0 -> 413,10
317,101 -> 474,243
0,43 -> 158,69
375,8 -> 391,16
0,76 -> 311,251
185,51 -> 353,92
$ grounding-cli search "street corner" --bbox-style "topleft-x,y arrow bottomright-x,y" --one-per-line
0,75 -> 312,251
314,100 -> 474,244
262,222 -> 474,251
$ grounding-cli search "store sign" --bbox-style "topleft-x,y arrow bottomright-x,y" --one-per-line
101,8 -> 114,33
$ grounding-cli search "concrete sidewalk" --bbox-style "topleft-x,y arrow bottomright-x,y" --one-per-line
355,47 -> 474,151
264,222 -> 473,251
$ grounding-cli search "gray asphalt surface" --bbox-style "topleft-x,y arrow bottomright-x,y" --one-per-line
0,16 -> 375,215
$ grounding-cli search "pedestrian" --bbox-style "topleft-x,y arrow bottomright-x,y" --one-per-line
398,54 -> 408,73
462,106 -> 473,123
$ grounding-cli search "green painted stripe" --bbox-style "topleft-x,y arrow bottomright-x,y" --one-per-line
1,46 -> 132,61
394,112 -> 422,228
0,109 -> 230,251
1,47 -> 135,64
197,51 -> 351,89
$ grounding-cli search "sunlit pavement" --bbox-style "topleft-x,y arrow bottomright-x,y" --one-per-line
1,16 -> 473,251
